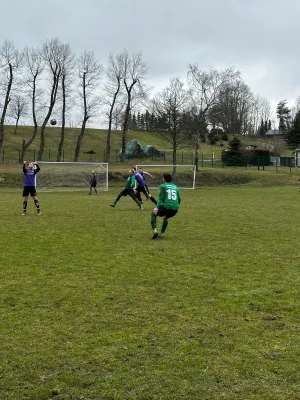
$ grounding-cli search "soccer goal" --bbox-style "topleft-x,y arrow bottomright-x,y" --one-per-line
135,164 -> 196,189
36,162 -> 109,191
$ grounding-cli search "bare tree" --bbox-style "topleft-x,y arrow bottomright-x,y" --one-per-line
152,77 -> 188,170
37,37 -> 65,160
187,65 -> 237,169
0,39 -> 23,149
73,51 -> 103,162
20,46 -> 44,162
56,44 -> 75,161
210,76 -> 253,135
8,94 -> 29,134
103,52 -> 125,162
120,51 -> 148,161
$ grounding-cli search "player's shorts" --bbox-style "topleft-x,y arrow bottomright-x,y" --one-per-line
120,188 -> 135,197
23,186 -> 37,197
136,185 -> 149,196
157,206 -> 178,219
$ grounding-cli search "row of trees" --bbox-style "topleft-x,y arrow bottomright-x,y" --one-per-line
1,37 -> 300,167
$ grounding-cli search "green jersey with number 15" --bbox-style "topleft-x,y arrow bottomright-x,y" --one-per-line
157,182 -> 181,210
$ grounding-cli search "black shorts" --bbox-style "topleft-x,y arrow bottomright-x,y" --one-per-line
157,206 -> 178,219
23,186 -> 37,197
136,185 -> 150,196
119,188 -> 135,197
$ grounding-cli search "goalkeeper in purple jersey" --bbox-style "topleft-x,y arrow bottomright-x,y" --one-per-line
151,173 -> 181,239
22,161 -> 41,216
132,168 -> 157,205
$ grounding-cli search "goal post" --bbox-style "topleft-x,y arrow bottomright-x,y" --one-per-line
135,164 -> 196,189
36,162 -> 109,191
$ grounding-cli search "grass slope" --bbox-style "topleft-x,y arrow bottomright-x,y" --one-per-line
0,124 -> 292,164
0,186 -> 299,399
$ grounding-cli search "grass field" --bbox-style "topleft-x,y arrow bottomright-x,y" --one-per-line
0,184 -> 300,400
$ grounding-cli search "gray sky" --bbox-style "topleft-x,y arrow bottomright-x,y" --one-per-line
2,0 -> 300,117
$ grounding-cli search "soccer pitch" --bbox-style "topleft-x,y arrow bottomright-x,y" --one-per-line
0,187 -> 299,399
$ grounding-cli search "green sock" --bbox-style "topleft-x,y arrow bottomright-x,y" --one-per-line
161,220 -> 168,233
151,213 -> 157,231
113,199 -> 118,206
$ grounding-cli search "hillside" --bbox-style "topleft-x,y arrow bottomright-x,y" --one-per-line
1,125 -> 298,189
0,124 -> 292,165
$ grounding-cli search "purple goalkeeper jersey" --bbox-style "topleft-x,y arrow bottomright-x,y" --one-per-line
134,171 -> 146,187
23,164 -> 40,186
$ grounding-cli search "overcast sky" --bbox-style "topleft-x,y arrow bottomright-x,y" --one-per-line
2,0 -> 300,120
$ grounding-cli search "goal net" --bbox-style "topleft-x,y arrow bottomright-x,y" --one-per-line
36,162 -> 108,191
135,164 -> 196,189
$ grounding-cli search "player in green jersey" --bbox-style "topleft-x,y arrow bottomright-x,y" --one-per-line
110,169 -> 144,210
151,172 -> 181,239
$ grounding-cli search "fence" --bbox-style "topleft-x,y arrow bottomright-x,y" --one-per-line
0,148 -> 296,172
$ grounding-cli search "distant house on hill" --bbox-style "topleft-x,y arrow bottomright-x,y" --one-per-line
265,129 -> 280,135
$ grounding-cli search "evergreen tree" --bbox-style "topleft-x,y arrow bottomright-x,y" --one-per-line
268,119 -> 271,130
286,111 -> 300,148
264,119 -> 268,134
144,109 -> 150,131
277,100 -> 291,133
131,113 -> 138,130
259,118 -> 265,135
140,113 -> 145,130
137,111 -> 141,130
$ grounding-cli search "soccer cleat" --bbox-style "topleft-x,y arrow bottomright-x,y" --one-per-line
158,233 -> 164,238
140,206 -> 144,210
152,232 -> 158,239
22,212 -> 26,216
37,210 -> 41,215
110,204 -> 115,207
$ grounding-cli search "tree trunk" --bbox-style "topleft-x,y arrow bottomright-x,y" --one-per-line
121,101 -> 131,161
74,119 -> 88,162
0,63 -> 13,150
194,136 -> 200,171
20,125 -> 38,162
57,75 -> 66,162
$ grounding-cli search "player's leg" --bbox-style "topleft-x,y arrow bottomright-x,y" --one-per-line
110,189 -> 126,207
151,206 -> 165,238
159,210 -> 177,238
22,196 -> 28,215
89,185 -> 92,195
129,190 -> 144,210
94,186 -> 98,194
144,185 -> 157,205
135,186 -> 143,203
32,188 -> 41,215
22,187 -> 29,215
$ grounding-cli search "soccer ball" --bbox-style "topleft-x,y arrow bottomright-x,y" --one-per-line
50,119 -> 57,126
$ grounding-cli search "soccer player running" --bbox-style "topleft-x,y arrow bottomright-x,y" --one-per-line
151,173 -> 181,239
138,167 -> 154,201
89,170 -> 98,195
22,161 -> 41,216
132,167 -> 157,205
110,169 -> 144,210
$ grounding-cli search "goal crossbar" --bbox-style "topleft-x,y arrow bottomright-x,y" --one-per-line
136,164 -> 196,189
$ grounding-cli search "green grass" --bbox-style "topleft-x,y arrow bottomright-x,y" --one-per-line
0,186 -> 300,399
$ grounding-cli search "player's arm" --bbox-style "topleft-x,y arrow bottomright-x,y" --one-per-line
23,161 -> 27,173
144,171 -> 154,178
177,189 -> 181,204
34,162 -> 40,174
130,175 -> 135,188
156,185 -> 165,208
